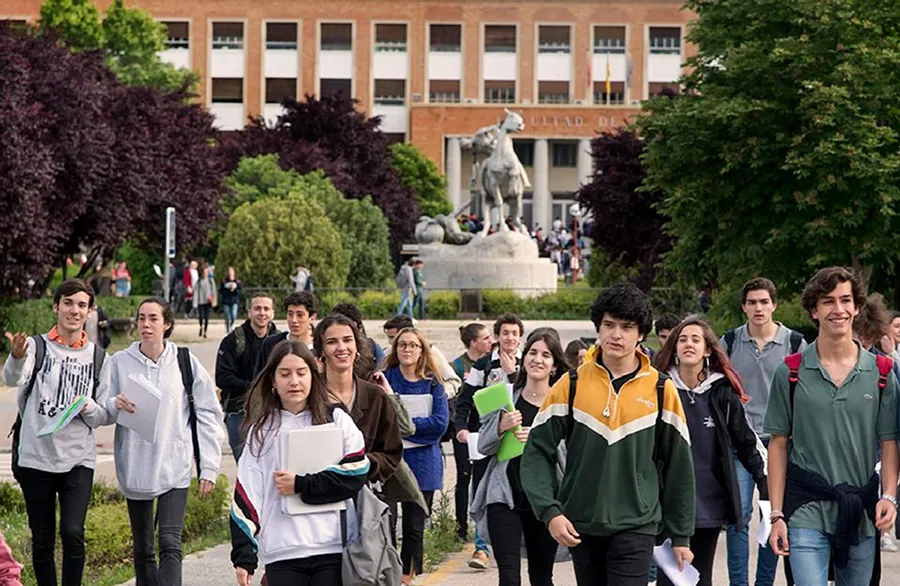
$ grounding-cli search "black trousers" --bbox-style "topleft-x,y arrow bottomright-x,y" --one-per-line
452,437 -> 472,540
657,528 -> 719,586
487,503 -> 557,586
400,490 -> 434,575
569,531 -> 655,586
197,303 -> 211,331
265,553 -> 343,586
126,488 -> 189,586
17,465 -> 94,586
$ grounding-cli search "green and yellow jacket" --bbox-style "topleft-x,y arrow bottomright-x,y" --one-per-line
521,349 -> 696,546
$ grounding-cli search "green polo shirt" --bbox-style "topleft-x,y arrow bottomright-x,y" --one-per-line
764,341 -> 899,536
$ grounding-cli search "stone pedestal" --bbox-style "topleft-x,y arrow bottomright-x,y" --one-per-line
418,231 -> 557,298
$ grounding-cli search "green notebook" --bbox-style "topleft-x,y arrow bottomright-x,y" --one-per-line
473,383 -> 525,462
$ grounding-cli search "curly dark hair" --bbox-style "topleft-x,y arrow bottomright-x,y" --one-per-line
654,313 -> 681,335
283,291 -> 318,315
800,267 -> 866,327
590,282 -> 653,336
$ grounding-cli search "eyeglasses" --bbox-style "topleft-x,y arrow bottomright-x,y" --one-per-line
397,342 -> 422,351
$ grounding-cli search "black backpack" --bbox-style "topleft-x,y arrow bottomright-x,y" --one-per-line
723,327 -> 804,356
8,335 -> 105,481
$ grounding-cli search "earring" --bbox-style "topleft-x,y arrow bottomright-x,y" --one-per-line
271,387 -> 277,394
675,356 -> 680,365
704,356 -> 710,370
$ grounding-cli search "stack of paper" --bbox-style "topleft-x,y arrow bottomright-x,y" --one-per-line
399,394 -> 433,450
116,374 -> 163,443
280,425 -> 347,515
653,539 -> 700,586
37,396 -> 87,437
467,432 -> 486,461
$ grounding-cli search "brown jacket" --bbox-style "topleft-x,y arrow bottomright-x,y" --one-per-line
346,378 -> 404,484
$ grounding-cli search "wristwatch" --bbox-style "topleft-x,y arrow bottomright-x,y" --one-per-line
882,494 -> 898,508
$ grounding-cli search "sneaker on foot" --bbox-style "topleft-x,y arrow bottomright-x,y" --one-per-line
882,534 -> 898,552
468,550 -> 489,570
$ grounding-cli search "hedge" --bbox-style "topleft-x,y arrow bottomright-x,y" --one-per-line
2,476 -> 230,580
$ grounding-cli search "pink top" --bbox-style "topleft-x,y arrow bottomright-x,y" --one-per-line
0,530 -> 22,585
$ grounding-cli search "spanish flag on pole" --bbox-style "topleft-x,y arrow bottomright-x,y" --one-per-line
605,53 -> 611,105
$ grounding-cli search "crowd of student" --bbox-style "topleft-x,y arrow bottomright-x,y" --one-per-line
4,265 -> 900,586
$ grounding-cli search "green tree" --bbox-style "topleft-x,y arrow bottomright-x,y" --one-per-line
217,197 -> 350,290
390,143 -> 453,217
116,241 -> 162,296
39,0 -> 195,92
636,0 -> 900,295
223,155 -> 394,288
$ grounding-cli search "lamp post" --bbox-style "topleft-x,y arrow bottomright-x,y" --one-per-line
569,203 -> 582,285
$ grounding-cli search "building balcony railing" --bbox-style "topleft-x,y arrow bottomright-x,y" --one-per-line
212,37 -> 243,50
429,44 -> 461,53
266,41 -> 298,50
165,38 -> 189,49
593,40 -> 626,54
538,93 -> 570,105
485,45 -> 516,54
593,92 -> 625,105
429,92 -> 460,103
649,38 -> 681,54
374,95 -> 406,105
321,42 -> 353,51
537,42 -> 570,54
375,41 -> 407,52
485,88 -> 515,103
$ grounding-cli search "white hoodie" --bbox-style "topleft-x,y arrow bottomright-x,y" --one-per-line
230,407 -> 369,573
106,342 -> 224,500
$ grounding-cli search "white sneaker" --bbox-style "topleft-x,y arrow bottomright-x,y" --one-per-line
881,534 -> 898,552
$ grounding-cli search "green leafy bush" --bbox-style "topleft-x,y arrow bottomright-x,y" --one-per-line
390,143 -> 452,218
356,291 -> 401,320
482,290 -> 524,316
217,196 -> 350,290
426,292 -> 460,319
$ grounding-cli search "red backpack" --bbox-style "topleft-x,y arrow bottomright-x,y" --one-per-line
784,352 -> 893,428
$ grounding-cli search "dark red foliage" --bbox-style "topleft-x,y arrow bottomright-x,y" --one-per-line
575,130 -> 671,292
0,23 -> 225,298
220,93 -> 419,259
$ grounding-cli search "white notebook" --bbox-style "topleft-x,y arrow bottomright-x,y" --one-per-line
280,425 -> 347,515
117,374 -> 163,443
399,394 -> 433,450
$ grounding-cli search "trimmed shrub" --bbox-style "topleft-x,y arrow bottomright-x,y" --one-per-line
482,290 -> 523,317
357,290 -> 401,320
426,292 -> 460,319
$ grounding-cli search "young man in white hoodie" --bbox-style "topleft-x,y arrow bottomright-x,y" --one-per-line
107,297 -> 224,586
3,279 -> 111,586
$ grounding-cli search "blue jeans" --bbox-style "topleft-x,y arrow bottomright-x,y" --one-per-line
413,293 -> 424,319
788,528 -> 874,586
397,291 -> 414,317
225,411 -> 245,463
474,528 -> 488,553
726,448 -> 778,586
223,303 -> 238,333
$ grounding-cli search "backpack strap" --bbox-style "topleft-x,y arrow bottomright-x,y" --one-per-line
24,334 -> 47,405
875,354 -> 893,391
177,347 -> 202,479
652,372 -> 668,467
724,329 -> 736,357
789,330 -> 804,354
565,368 -> 579,442
784,352 -> 803,429
91,342 -> 105,399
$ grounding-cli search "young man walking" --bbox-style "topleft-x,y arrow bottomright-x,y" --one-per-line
521,283 -> 695,585
254,291 -> 317,374
766,267 -> 899,586
721,277 -> 807,586
215,292 -> 278,462
3,279 -> 111,586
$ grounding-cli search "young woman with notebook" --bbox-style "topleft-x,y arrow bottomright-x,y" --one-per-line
230,339 -> 369,586
106,297 -> 224,586
469,329 -> 570,586
382,328 -> 449,585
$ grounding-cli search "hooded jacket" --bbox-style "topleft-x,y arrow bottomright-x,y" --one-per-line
668,367 -> 769,530
230,407 -> 369,575
106,342 -> 224,500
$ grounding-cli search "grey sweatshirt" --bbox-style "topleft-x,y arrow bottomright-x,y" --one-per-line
106,342 -> 224,500
2,335 -> 111,473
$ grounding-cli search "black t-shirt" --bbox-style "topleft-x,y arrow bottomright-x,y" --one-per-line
597,354 -> 641,394
507,394 -> 541,507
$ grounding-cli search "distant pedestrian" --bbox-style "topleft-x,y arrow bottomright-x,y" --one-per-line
290,264 -> 311,292
113,261 -> 131,297
396,260 -> 416,318
413,260 -> 426,320
219,267 -> 241,334
195,265 -> 217,338
564,339 -> 588,367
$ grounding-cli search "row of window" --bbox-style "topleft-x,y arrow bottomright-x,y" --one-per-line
166,21 -> 682,55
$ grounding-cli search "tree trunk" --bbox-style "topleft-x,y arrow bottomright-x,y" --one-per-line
849,254 -> 872,294
62,256 -> 68,281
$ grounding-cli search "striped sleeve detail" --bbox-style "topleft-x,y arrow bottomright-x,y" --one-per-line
294,450 -> 370,504
230,480 -> 260,573
531,402 -> 568,429
660,380 -> 691,446
325,448 -> 371,477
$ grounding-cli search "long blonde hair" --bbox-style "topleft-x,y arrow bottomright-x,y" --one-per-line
384,327 -> 444,384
